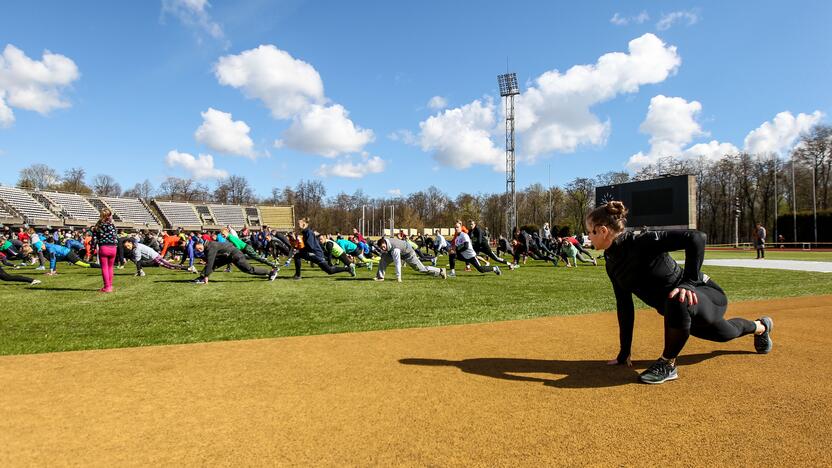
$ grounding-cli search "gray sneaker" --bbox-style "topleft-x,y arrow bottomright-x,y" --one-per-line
639,358 -> 678,384
754,316 -> 773,354
493,266 -> 502,276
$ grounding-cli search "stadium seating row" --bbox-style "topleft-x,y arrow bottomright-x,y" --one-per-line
0,185 -> 294,231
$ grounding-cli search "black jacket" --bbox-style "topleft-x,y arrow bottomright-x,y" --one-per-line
604,229 -> 707,361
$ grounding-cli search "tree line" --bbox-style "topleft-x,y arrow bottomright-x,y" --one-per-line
12,125 -> 830,243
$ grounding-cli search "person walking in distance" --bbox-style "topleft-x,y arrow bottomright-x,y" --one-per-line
755,222 -> 767,259
587,201 -> 773,384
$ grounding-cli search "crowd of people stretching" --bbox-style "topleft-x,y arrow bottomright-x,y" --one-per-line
0,209 -> 600,289
2,203 -> 775,386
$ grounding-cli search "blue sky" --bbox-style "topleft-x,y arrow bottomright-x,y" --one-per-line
1,0 -> 829,198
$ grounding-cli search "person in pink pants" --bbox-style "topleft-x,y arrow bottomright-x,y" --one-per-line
92,208 -> 119,292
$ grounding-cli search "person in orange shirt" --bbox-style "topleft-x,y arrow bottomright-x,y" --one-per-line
159,232 -> 184,259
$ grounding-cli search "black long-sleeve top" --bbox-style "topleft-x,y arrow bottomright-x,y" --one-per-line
202,241 -> 240,277
604,229 -> 707,362
469,226 -> 485,248
300,227 -> 325,259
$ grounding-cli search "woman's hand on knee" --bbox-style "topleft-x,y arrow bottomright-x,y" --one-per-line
669,287 -> 698,305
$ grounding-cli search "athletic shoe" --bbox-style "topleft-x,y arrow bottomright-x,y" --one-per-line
30,279 -> 41,285
508,263 -> 517,271
187,266 -> 198,273
374,277 -> 384,282
13,265 -> 20,269
485,261 -> 490,266
448,270 -> 456,278
639,358 -> 678,384
494,266 -> 502,276
292,275 -> 302,281
268,268 -> 279,281
465,265 -> 471,272
98,287 -> 113,293
366,261 -> 373,271
283,260 -> 291,267
349,263 -> 356,277
35,266 -> 46,271
193,277 -> 209,285
135,270 -> 146,277
116,265 -> 124,270
440,268 -> 447,279
431,258 -> 437,267
592,258 -> 598,266
396,277 -> 402,283
754,316 -> 774,354
224,267 -> 232,273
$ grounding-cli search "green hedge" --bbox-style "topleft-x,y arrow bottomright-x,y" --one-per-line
777,210 -> 831,242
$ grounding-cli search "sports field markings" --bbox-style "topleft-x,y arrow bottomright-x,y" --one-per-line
680,259 -> 832,273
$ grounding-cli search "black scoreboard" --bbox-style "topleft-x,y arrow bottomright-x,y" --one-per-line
595,175 -> 696,230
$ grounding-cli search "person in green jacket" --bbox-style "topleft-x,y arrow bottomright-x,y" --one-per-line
222,227 -> 280,271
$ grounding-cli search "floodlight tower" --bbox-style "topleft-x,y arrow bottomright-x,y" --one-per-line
498,72 -> 520,234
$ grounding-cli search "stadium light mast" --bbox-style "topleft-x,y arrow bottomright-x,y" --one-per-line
498,72 -> 520,235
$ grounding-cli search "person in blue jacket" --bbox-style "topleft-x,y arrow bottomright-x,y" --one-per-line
22,239 -> 99,275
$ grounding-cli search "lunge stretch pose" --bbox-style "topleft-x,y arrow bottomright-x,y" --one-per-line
586,201 -> 773,384
374,236 -> 446,282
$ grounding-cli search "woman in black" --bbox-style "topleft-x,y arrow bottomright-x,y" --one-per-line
586,201 -> 773,384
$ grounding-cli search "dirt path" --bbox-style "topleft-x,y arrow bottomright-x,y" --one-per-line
2,296 -> 831,466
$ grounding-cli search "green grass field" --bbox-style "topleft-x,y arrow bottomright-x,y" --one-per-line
2,251 -> 830,356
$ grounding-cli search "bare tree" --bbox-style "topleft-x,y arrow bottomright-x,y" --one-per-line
123,179 -> 155,199
158,177 -> 209,202
214,175 -> 256,205
55,167 -> 92,193
91,174 -> 122,197
16,164 -> 60,190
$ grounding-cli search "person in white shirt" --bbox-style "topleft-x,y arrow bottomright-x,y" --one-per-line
448,221 -> 501,277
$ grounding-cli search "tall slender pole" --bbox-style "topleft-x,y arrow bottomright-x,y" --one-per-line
791,152 -> 797,243
812,153 -> 818,246
773,155 -> 778,245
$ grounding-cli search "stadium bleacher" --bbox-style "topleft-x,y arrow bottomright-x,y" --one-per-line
39,191 -> 100,224
244,207 -> 261,226
193,205 -> 216,226
208,204 -> 246,228
153,201 -> 202,229
259,206 -> 295,230
99,196 -> 161,227
0,185 -> 62,225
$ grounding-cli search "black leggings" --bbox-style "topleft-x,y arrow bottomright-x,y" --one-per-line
449,253 -> 494,273
0,265 -> 33,283
208,252 -> 271,277
294,251 -> 350,277
475,243 -> 508,264
661,280 -> 757,359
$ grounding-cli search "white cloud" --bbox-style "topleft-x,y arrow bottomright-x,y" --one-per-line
0,91 -> 13,127
628,95 -> 734,169
610,11 -> 650,26
419,98 -> 504,170
161,0 -> 226,43
517,33 -> 680,159
657,10 -> 700,31
165,150 -> 228,179
388,129 -> 417,145
416,33 -> 680,169
0,44 -> 80,126
215,45 -> 325,119
194,107 -> 256,158
628,96 -> 823,169
282,104 -> 374,157
216,44 -> 375,158
683,140 -> 740,161
427,95 -> 448,110
387,188 -> 402,196
315,154 -> 386,179
743,111 -> 823,155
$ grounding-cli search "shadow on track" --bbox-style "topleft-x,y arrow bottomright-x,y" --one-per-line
399,350 -> 754,389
